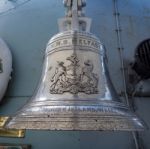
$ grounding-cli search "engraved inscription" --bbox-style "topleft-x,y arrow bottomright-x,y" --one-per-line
50,54 -> 99,94
50,38 -> 100,50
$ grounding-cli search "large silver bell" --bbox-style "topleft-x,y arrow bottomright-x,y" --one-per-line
6,0 -> 144,131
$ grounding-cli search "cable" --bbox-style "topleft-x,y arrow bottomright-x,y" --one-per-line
0,0 -> 31,16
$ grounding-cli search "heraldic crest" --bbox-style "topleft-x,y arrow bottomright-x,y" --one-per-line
50,54 -> 99,94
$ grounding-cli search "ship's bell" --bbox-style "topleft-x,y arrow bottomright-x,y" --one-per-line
6,0 -> 144,131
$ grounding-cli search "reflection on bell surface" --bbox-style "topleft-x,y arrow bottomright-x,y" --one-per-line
6,0 -> 145,130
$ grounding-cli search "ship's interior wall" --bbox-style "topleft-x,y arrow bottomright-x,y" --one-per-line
0,0 -> 150,148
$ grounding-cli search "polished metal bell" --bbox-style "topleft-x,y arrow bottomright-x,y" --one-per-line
6,0 -> 144,131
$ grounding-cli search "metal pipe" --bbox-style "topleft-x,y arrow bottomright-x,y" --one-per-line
113,0 -> 143,149
113,0 -> 129,106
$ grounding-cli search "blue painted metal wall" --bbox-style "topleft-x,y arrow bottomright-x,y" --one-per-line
0,0 -> 150,148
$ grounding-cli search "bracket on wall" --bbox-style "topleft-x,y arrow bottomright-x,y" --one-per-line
0,116 -> 25,138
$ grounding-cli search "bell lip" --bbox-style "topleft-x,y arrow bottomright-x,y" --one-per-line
5,100 -> 146,131
5,117 -> 145,131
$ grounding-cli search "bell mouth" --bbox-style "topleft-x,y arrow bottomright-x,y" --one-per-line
5,100 -> 145,131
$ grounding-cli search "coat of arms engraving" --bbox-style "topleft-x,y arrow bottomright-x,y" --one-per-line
50,54 -> 98,94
